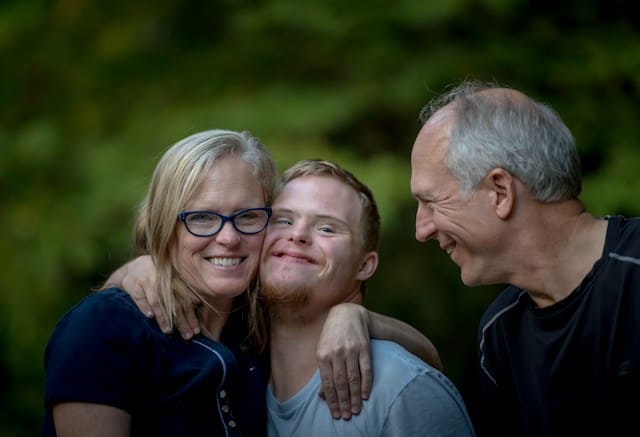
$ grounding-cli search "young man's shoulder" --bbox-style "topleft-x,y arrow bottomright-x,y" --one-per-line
369,339 -> 459,395
367,340 -> 474,435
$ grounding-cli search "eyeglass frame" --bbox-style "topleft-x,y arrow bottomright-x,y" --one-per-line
177,207 -> 272,237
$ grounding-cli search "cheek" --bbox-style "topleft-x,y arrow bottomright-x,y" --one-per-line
172,234 -> 208,266
260,229 -> 282,253
180,234 -> 211,253
322,245 -> 353,276
245,233 -> 267,267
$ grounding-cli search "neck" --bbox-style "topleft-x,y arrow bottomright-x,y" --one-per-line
269,309 -> 327,402
197,298 -> 234,341
507,200 -> 607,307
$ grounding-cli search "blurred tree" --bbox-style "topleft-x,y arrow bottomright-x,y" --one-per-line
1,0 -> 638,434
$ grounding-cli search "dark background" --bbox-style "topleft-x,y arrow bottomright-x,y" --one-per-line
1,1 -> 639,434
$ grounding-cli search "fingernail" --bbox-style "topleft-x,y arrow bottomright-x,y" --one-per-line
332,412 -> 341,419
146,311 -> 154,318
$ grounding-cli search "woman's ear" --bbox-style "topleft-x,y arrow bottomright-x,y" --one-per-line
486,168 -> 515,220
356,251 -> 379,281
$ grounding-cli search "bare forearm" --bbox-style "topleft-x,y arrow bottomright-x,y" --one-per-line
368,310 -> 443,371
53,402 -> 131,437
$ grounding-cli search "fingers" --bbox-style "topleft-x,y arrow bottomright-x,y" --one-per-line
145,281 -> 171,334
358,351 -> 372,401
318,351 -> 360,420
174,299 -> 201,340
316,303 -> 373,420
333,352 -> 372,418
333,358 -> 353,420
318,357 -> 341,419
130,292 -> 154,319
122,273 -> 156,321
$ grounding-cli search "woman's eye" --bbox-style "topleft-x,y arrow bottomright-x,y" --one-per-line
190,213 -> 215,223
318,226 -> 334,233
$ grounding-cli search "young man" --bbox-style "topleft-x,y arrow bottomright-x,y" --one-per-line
261,159 -> 474,436
411,80 -> 640,436
111,159 -> 474,435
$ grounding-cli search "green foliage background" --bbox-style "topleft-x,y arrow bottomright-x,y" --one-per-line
1,0 -> 638,434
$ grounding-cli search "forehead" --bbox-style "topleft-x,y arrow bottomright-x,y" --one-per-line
191,156 -> 265,205
410,111 -> 454,193
274,175 -> 362,223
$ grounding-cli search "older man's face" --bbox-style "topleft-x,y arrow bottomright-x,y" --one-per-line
410,113 -> 502,287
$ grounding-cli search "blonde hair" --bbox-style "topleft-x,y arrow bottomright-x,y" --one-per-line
135,129 -> 277,333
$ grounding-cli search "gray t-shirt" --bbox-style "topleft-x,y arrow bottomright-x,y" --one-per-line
267,339 -> 475,436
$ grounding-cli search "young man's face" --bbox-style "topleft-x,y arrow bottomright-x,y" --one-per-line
260,175 -> 377,315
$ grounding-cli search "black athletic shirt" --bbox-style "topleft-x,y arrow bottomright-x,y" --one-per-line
471,215 -> 640,437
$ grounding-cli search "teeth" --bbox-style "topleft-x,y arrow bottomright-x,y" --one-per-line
209,257 -> 242,267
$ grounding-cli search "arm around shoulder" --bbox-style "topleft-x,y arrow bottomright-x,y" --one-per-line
367,309 -> 443,371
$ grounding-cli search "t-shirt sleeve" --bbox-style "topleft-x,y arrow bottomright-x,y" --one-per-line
44,291 -> 149,413
380,370 -> 476,437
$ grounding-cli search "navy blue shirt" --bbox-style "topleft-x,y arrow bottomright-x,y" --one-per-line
471,216 -> 640,436
43,288 -> 266,436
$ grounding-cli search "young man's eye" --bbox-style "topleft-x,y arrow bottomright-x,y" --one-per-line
272,217 -> 292,226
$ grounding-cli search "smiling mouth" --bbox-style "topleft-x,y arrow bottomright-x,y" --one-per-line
274,252 -> 314,263
441,244 -> 454,256
208,257 -> 243,267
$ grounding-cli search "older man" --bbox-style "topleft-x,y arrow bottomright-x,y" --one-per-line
261,159 -> 474,436
411,80 -> 640,436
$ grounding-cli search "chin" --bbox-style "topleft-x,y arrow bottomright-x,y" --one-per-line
460,269 -> 480,287
207,280 -> 251,298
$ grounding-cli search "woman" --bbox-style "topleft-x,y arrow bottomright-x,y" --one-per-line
44,130 -> 278,436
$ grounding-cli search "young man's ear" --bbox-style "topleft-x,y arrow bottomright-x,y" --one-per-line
486,167 -> 515,220
356,251 -> 379,281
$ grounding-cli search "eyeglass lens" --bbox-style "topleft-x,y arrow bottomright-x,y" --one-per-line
184,209 -> 269,236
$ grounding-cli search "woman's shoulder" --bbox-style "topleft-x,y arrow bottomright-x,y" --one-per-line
51,288 -> 152,341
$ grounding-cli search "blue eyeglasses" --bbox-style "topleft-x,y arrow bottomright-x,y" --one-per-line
177,207 -> 272,237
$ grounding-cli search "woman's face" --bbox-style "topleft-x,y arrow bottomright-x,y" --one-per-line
172,156 -> 267,306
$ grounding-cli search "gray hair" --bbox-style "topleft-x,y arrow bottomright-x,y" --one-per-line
420,81 -> 581,202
